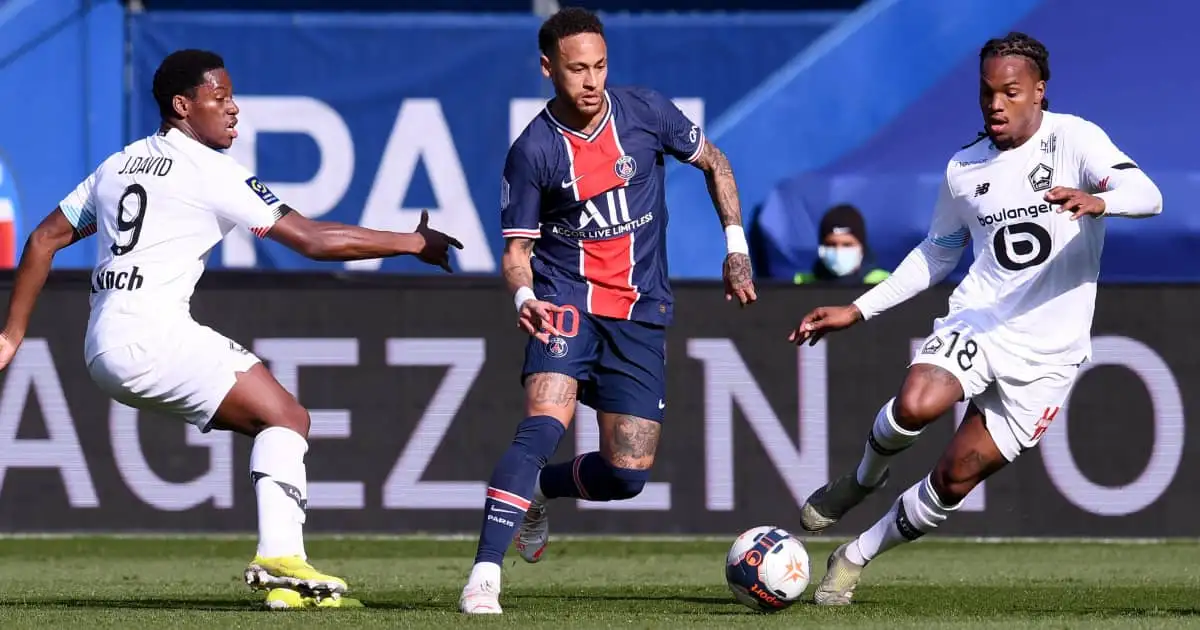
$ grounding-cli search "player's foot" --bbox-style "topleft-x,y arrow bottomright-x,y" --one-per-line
799,470 -> 888,533
264,587 -> 364,610
813,541 -> 867,606
459,580 -> 503,614
514,497 -> 549,563
245,555 -> 348,598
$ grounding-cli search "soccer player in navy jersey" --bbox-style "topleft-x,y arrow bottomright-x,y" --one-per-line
459,6 -> 757,614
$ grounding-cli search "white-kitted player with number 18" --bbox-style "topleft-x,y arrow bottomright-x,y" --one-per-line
787,32 -> 1163,605
0,49 -> 463,609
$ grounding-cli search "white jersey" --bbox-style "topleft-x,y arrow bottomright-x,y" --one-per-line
59,128 -> 287,361
930,111 -> 1139,365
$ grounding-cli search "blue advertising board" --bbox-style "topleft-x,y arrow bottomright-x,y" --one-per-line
127,11 -> 838,275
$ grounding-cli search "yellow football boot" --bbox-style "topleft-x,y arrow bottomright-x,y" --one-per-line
264,587 -> 364,610
245,555 -> 348,597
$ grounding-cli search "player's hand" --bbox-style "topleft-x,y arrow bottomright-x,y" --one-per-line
787,305 -> 862,346
0,331 -> 21,371
413,209 -> 465,272
518,299 -> 568,344
1045,187 -> 1106,221
723,253 -> 757,307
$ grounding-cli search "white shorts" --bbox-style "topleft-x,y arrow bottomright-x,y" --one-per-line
911,317 -> 1079,462
86,322 -> 262,432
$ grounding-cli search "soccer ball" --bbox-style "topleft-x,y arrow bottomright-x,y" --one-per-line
725,525 -> 810,612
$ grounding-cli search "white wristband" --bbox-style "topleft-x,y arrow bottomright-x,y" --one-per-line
514,286 -> 537,312
724,225 -> 749,255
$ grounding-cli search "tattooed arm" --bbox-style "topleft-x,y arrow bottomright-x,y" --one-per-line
503,237 -> 564,344
502,237 -> 536,296
690,141 -> 758,306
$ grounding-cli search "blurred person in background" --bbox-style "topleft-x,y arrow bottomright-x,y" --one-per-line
794,203 -> 890,286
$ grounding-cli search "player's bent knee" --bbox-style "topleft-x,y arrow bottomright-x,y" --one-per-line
894,367 -> 962,430
593,457 -> 651,500
893,392 -> 943,431
263,402 -> 311,439
608,467 -> 649,500
930,455 -> 983,505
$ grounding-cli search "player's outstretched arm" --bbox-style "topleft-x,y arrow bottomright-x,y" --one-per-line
689,142 -> 757,307
503,237 -> 563,344
788,239 -> 965,347
0,208 -> 89,368
266,208 -> 463,271
1049,120 -> 1164,221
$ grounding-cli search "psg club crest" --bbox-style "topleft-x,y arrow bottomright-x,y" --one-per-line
547,336 -> 568,358
614,155 -> 637,181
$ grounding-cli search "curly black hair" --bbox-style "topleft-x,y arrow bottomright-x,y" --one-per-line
980,32 -> 1050,110
152,49 -> 225,120
538,7 -> 604,58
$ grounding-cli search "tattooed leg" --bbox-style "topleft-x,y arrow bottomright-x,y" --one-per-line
598,413 -> 662,470
535,412 -> 660,506
524,372 -> 579,425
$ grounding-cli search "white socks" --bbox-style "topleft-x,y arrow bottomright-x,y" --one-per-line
251,426 -> 309,559
469,561 -> 502,587
847,475 -> 960,565
856,398 -> 923,487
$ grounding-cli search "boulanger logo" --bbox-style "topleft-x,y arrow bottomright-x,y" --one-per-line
0,152 -> 20,268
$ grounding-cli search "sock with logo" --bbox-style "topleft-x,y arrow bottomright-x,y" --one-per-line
250,426 -> 310,559
536,452 -> 650,501
856,398 -> 924,487
471,416 -> 566,568
846,474 -> 960,565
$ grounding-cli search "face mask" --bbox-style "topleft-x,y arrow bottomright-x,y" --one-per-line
819,245 -> 863,276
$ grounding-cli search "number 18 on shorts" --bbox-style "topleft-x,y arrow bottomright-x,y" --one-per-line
911,321 -> 1079,462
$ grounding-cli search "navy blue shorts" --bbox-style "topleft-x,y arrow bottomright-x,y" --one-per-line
522,307 -> 667,422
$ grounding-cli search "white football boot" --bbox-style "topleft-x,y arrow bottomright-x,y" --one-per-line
459,579 -> 503,614
813,541 -> 867,606
514,496 -> 550,563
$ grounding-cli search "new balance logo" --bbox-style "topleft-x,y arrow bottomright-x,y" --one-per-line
974,182 -> 990,197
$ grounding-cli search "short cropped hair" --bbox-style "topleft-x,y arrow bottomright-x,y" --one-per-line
538,7 -> 604,58
152,49 -> 226,120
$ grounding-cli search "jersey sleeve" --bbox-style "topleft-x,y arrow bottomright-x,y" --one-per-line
852,171 -> 967,320
204,157 -> 290,237
1072,119 -> 1163,217
58,170 -> 99,238
500,143 -> 543,240
927,176 -> 969,248
1073,119 -> 1137,192
640,88 -> 705,163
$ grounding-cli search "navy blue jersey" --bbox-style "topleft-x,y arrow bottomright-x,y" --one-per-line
501,86 -> 705,326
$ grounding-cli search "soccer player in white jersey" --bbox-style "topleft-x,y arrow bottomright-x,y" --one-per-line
787,32 -> 1163,605
0,49 -> 463,609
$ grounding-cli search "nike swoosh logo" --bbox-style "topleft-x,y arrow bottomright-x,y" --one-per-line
561,175 -> 584,188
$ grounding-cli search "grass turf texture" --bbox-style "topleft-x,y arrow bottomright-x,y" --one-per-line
0,537 -> 1196,628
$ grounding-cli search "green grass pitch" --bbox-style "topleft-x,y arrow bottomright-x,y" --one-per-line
0,536 -> 1196,628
